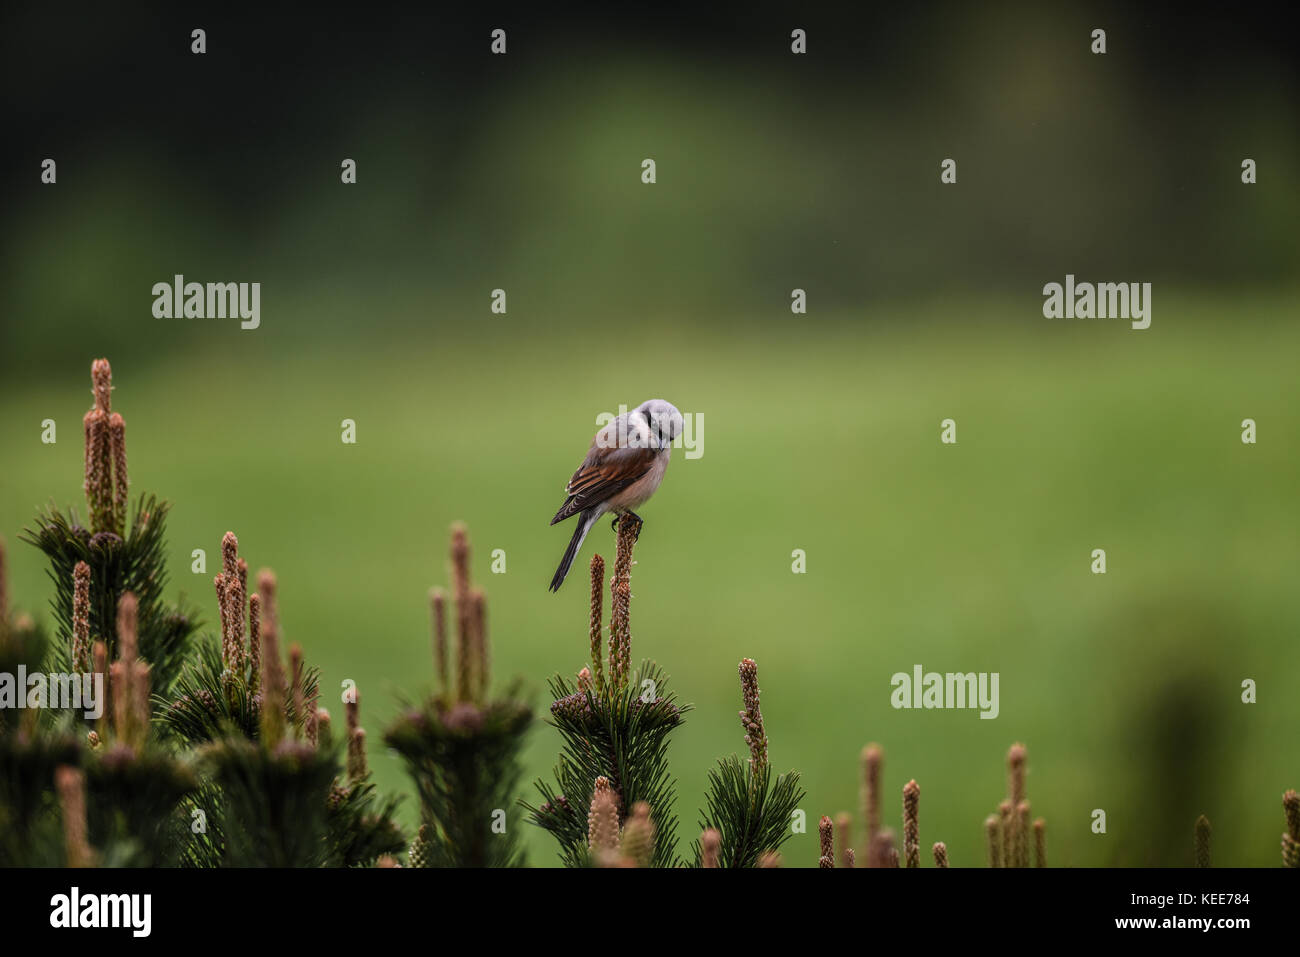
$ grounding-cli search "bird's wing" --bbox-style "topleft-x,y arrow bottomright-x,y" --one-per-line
550,441 -> 658,525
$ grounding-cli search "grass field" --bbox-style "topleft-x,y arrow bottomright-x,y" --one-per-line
2,289 -> 1297,866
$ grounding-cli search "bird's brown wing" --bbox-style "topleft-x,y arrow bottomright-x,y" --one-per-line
550,442 -> 658,524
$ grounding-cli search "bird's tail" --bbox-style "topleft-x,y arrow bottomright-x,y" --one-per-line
549,509 -> 598,592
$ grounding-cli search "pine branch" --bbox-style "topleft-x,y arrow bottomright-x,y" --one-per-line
83,743 -> 198,866
387,524 -> 533,867
0,727 -> 81,866
158,636 -> 319,746
694,757 -> 803,868
386,687 -> 532,867
22,496 -> 198,698
201,735 -> 338,867
525,661 -> 687,867
22,360 -> 199,698
324,778 -> 406,868
694,657 -> 803,868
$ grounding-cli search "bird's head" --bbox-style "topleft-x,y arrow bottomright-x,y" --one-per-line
637,399 -> 683,448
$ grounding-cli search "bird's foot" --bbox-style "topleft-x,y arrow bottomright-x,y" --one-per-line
617,512 -> 643,542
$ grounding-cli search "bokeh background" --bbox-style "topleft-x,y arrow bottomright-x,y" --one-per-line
2,3 -> 1297,866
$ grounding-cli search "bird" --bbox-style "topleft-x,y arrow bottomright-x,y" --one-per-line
548,399 -> 684,592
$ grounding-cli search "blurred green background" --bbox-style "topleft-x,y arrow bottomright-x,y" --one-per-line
1,4 -> 1297,866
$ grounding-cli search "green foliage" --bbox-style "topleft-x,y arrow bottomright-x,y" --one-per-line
385,684 -> 532,867
0,617 -> 49,736
1,358 -> 408,870
0,606 -> 70,865
22,495 -> 198,697
176,782 -> 227,868
157,636 -> 318,746
325,778 -> 406,867
201,736 -> 339,867
84,744 -> 199,867
524,660 -> 687,868
7,491 -> 400,869
694,756 -> 804,868
0,728 -> 80,865
159,637 -> 398,867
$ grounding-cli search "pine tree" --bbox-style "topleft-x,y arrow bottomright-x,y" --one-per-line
524,518 -> 688,867
22,359 -> 199,699
385,524 -> 533,867
5,361 -> 202,866
694,658 -> 803,868
168,532 -> 404,867
78,590 -> 198,866
6,358 -> 410,869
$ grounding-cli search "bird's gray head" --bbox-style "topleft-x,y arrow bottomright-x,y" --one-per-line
637,399 -> 683,448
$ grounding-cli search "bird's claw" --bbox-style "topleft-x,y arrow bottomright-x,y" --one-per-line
617,512 -> 643,542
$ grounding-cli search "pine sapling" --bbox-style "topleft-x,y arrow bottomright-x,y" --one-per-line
526,525 -> 684,867
186,535 -> 392,867
695,658 -> 803,868
386,524 -> 532,867
24,358 -> 199,697
324,685 -> 405,868
73,589 -> 197,867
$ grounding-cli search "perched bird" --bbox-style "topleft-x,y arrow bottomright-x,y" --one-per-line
549,399 -> 683,592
